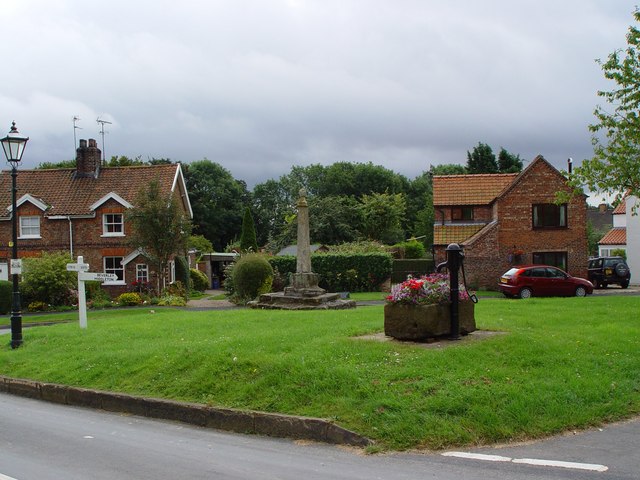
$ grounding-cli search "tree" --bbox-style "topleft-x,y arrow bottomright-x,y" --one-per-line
106,155 -> 145,167
497,148 -> 523,173
184,160 -> 249,251
359,192 -> 406,244
428,164 -> 467,175
568,9 -> 640,204
37,159 -> 76,169
251,179 -> 295,246
466,142 -> 498,173
239,207 -> 259,252
188,234 -> 214,262
126,180 -> 192,291
309,195 -> 362,244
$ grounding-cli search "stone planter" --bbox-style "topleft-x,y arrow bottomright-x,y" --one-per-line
384,302 -> 476,341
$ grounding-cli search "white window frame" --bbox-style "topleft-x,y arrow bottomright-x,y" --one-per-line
19,216 -> 41,239
136,264 -> 149,283
103,256 -> 125,285
102,213 -> 124,237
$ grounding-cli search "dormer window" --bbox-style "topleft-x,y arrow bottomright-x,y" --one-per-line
102,213 -> 124,236
19,216 -> 41,238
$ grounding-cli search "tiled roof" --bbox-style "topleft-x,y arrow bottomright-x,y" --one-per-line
599,227 -> 626,245
0,164 -> 186,218
612,198 -> 626,215
433,173 -> 518,206
433,224 -> 486,245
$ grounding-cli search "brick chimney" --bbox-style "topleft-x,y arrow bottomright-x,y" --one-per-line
75,138 -> 101,178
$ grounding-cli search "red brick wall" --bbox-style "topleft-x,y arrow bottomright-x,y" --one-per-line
433,160 -> 588,290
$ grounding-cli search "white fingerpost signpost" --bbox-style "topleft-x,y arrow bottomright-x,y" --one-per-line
66,256 -> 116,328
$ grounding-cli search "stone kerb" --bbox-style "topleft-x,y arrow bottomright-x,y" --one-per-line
0,375 -> 371,447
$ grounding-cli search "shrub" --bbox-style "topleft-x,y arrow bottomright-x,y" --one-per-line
165,281 -> 187,298
611,248 -> 627,260
21,252 -> 77,306
157,294 -> 187,306
395,240 -> 426,259
190,268 -> 209,292
268,252 -> 393,292
116,292 -> 142,306
232,253 -> 273,303
0,280 -> 12,315
27,300 -> 49,312
174,256 -> 190,294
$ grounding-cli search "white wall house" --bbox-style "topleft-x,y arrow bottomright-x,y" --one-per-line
625,196 -> 639,285
598,199 -> 627,257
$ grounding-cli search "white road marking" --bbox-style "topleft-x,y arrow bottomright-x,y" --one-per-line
512,458 -> 609,472
0,473 -> 19,480
442,452 -> 511,462
443,451 -> 608,472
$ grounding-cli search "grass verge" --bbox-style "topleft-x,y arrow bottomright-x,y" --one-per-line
1,296 -> 639,451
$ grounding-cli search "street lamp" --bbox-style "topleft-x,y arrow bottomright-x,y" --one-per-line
1,122 -> 29,349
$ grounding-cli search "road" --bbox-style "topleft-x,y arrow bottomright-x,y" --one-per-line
1,393 -> 638,479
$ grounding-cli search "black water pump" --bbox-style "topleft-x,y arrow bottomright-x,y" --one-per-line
436,243 -> 477,340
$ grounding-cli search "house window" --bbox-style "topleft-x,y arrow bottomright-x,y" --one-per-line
452,206 -> 474,221
532,204 -> 567,228
19,216 -> 41,238
102,213 -> 124,236
104,256 -> 125,283
532,251 -> 567,271
136,264 -> 149,283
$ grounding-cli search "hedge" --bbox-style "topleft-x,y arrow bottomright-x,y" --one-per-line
269,253 -> 392,292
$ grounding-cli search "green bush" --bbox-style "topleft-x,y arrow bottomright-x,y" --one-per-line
157,294 -> 187,306
612,248 -> 627,260
165,281 -> 187,298
174,256 -> 190,294
268,252 -> 393,292
190,268 -> 209,292
232,253 -> 273,303
395,240 -> 426,259
27,300 -> 49,312
116,292 -> 142,306
21,252 -> 77,306
0,280 -> 12,315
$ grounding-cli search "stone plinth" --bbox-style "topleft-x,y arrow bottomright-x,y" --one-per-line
384,302 -> 475,341
284,272 -> 326,297
250,291 -> 356,310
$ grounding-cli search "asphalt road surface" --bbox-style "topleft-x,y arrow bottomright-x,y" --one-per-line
1,393 -> 638,480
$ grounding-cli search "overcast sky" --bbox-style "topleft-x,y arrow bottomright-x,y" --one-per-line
1,1 -> 635,192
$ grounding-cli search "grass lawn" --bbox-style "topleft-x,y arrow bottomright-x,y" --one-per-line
1,296 -> 639,451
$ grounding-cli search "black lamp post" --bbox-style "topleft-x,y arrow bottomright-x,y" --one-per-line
1,122 -> 29,349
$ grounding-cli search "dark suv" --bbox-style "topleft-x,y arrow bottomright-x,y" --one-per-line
587,256 -> 631,289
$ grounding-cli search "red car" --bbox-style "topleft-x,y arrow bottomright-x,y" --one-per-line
498,265 -> 594,299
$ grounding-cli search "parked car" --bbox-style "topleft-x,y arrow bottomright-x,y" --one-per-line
498,265 -> 594,299
587,256 -> 631,289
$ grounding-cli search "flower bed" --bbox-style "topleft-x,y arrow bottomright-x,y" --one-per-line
384,274 -> 476,341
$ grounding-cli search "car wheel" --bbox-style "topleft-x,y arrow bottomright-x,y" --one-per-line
615,263 -> 629,277
519,287 -> 532,299
597,281 -> 605,289
621,281 -> 629,289
575,286 -> 587,297
602,282 -> 608,288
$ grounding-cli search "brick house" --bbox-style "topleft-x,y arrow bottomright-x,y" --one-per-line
0,139 -> 193,295
433,155 -> 588,289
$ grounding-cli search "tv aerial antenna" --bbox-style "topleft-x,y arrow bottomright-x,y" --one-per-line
73,116 -> 82,151
96,117 -> 112,163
